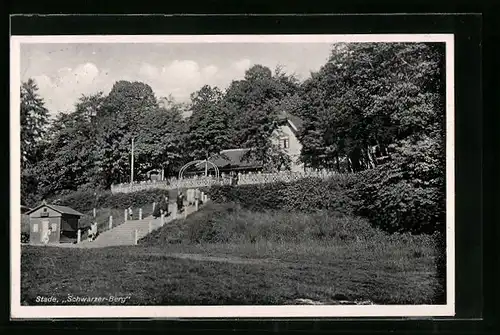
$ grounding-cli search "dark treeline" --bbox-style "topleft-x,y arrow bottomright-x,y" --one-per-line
21,42 -> 446,230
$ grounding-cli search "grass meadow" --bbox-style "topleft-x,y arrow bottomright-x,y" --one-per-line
21,202 -> 442,306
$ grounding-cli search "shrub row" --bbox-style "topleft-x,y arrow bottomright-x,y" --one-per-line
203,176 -> 358,216
351,167 -> 445,234
49,189 -> 177,213
204,166 -> 444,235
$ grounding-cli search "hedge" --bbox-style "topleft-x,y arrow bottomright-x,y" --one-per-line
203,176 -> 358,216
204,167 -> 444,235
49,189 -> 178,213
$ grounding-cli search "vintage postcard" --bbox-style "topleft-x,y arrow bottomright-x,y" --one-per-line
10,34 -> 455,319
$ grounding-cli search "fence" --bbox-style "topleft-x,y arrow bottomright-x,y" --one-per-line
110,170 -> 349,194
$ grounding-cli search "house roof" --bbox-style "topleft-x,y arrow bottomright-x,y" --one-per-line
21,205 -> 32,214
278,110 -> 304,133
25,203 -> 85,217
194,149 -> 262,170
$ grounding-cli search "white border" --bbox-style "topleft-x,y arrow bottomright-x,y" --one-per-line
10,34 -> 455,319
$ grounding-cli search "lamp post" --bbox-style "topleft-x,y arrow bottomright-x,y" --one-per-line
130,136 -> 135,184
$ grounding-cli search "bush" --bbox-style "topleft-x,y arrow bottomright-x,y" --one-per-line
150,202 -> 381,245
50,189 -> 176,212
352,137 -> 445,234
204,176 -> 357,215
205,142 -> 444,236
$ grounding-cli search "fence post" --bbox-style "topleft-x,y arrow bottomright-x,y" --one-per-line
77,229 -> 81,243
93,208 -> 96,218
160,213 -> 165,226
109,216 -> 113,229
184,207 -> 187,219
149,221 -> 152,233
152,202 -> 156,212
195,199 -> 199,211
200,191 -> 204,203
124,209 -> 128,222
134,229 -> 138,245
139,208 -> 143,220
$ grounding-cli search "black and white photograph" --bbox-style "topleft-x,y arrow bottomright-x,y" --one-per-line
10,34 -> 455,318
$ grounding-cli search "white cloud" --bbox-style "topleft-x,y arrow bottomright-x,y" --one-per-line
139,63 -> 159,78
201,65 -> 218,79
232,58 -> 252,73
31,58 -> 260,115
31,62 -> 103,115
137,60 -> 225,101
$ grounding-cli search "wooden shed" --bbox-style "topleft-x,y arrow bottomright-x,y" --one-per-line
25,201 -> 85,245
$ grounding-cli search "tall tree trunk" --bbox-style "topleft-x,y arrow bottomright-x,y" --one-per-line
347,157 -> 353,173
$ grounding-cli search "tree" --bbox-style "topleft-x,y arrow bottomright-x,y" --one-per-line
75,91 -> 105,121
185,85 -> 233,169
20,79 -> 50,168
297,42 -> 446,234
299,42 -> 445,172
222,64 -> 301,169
35,94 -> 100,197
135,104 -> 185,179
94,81 -> 158,186
20,79 -> 50,205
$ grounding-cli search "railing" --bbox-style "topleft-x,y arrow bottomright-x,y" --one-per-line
110,170 -> 349,194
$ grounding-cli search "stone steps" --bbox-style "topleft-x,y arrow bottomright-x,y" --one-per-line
75,203 -> 201,248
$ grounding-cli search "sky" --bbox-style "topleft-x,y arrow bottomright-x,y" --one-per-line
20,43 -> 333,116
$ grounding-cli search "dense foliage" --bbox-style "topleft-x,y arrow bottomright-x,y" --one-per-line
21,42 -> 446,235
295,42 -> 446,234
50,189 -> 173,213
205,175 -> 357,215
21,64 -> 301,206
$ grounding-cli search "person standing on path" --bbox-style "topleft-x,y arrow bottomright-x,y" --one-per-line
177,191 -> 185,213
42,227 -> 52,245
195,188 -> 201,204
128,207 -> 133,220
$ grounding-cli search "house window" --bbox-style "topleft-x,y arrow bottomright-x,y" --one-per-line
51,223 -> 58,231
32,223 -> 38,232
281,138 -> 290,149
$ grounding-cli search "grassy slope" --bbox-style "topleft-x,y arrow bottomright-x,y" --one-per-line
21,203 -> 441,305
21,243 -> 438,306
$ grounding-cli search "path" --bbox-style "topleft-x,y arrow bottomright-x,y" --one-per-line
57,202 -> 200,248
147,252 -> 280,266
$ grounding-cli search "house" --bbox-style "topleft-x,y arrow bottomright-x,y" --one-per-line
274,110 -> 305,172
188,111 -> 306,175
25,201 -> 85,245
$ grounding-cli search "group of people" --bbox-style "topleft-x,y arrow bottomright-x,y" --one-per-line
230,173 -> 240,186
88,221 -> 99,241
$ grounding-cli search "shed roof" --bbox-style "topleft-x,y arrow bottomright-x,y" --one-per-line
21,205 -> 32,214
26,203 -> 85,217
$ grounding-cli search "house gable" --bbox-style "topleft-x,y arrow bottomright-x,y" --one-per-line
27,206 -> 63,218
26,203 -> 84,218
273,123 -> 304,172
